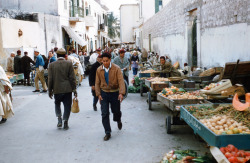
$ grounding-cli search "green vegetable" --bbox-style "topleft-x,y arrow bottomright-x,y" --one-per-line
162,89 -> 167,95
171,89 -> 177,93
178,88 -> 186,92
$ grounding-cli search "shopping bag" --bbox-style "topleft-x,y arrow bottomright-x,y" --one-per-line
71,97 -> 80,113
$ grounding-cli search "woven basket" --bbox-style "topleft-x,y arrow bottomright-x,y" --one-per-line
173,61 -> 180,69
199,68 -> 216,77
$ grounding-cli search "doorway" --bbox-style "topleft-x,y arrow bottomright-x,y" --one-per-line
192,16 -> 197,67
149,34 -> 151,52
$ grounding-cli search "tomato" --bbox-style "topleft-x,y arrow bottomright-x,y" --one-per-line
237,150 -> 245,157
228,157 -> 238,163
246,156 -> 250,160
220,147 -> 226,154
227,144 -> 236,152
225,152 -> 232,158
231,151 -> 237,157
237,157 -> 247,163
245,152 -> 250,156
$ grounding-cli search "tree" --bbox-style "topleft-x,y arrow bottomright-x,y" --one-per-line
107,12 -> 120,39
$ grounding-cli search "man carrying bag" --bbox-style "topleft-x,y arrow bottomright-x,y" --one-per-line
48,48 -> 77,130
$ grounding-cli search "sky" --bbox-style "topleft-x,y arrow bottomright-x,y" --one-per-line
102,0 -> 138,17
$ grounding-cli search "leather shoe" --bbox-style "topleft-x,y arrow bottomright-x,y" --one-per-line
93,105 -> 97,111
63,120 -> 69,130
103,134 -> 111,141
0,118 -> 7,124
57,117 -> 62,128
41,90 -> 47,93
32,90 -> 40,92
118,121 -> 122,130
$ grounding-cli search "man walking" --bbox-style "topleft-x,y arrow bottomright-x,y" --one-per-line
89,54 -> 102,111
33,50 -> 48,93
48,48 -> 76,130
113,49 -> 130,85
95,52 -> 125,141
21,51 -> 35,86
14,50 -> 22,74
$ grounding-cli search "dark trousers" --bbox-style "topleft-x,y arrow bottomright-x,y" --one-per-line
23,71 -> 30,79
132,68 -> 138,76
123,74 -> 129,85
54,93 -> 72,121
101,91 -> 121,134
91,89 -> 98,106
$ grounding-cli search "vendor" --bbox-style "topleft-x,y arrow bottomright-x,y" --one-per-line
0,65 -> 14,124
160,56 -> 181,77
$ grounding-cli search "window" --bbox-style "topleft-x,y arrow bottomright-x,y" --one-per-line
89,5 -> 91,15
64,0 -> 67,10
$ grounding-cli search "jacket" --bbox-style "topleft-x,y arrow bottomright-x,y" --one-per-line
48,58 -> 76,94
89,61 -> 101,86
95,63 -> 125,97
14,55 -> 22,74
113,56 -> 130,77
21,56 -> 35,72
161,62 -> 181,77
35,54 -> 45,68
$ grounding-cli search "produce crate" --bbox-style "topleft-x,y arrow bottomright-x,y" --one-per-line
139,72 -> 151,78
9,78 -> 15,84
180,104 -> 250,150
188,75 -> 215,83
151,82 -> 169,91
16,73 -> 24,80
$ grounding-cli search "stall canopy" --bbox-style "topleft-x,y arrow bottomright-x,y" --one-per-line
62,26 -> 87,47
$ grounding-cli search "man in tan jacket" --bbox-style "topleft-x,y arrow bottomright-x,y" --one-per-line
48,48 -> 76,130
95,52 -> 125,141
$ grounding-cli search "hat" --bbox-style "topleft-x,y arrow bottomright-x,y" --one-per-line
57,48 -> 66,55
119,49 -> 126,54
34,49 -> 39,52
97,53 -> 102,58
11,51 -> 15,54
96,48 -> 101,51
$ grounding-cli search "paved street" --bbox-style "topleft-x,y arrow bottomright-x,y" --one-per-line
0,77 -> 209,163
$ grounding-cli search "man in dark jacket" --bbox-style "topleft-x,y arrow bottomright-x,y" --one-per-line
21,51 -> 35,86
89,54 -> 102,111
48,48 -> 77,130
14,50 -> 22,74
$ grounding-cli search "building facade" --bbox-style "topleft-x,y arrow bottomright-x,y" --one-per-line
141,0 -> 250,68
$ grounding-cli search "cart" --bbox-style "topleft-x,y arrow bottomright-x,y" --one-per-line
138,71 -> 161,96
157,93 -> 208,134
145,79 -> 169,110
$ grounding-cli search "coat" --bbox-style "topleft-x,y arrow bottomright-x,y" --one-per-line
21,56 -> 35,72
89,61 -> 101,86
7,57 -> 14,72
113,56 -> 130,77
161,62 -> 181,77
14,55 -> 22,74
48,58 -> 76,94
95,63 -> 125,97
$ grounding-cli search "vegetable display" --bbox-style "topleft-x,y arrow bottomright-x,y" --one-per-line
147,77 -> 169,82
184,105 -> 250,135
167,92 -> 204,100
160,86 -> 185,96
203,83 -> 219,90
220,144 -> 250,163
161,150 -> 213,163
141,69 -> 156,73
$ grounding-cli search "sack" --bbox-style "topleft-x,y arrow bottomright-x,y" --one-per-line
71,97 -> 80,113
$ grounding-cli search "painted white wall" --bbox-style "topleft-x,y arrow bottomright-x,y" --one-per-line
139,0 -> 155,22
120,4 -> 139,43
200,23 -> 250,68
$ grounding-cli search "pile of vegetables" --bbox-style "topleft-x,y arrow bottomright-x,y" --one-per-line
220,144 -> 250,163
161,150 -> 213,163
167,92 -> 204,100
160,86 -> 186,97
203,83 -> 220,90
129,76 -> 148,93
141,69 -> 156,73
184,105 -> 250,135
147,77 -> 169,82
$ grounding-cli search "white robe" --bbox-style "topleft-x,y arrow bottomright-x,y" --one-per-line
67,56 -> 84,76
0,66 -> 14,118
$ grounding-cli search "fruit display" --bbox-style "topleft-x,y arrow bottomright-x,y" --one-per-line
161,150 -> 213,163
160,86 -> 185,96
220,144 -> 250,163
141,69 -> 156,73
184,105 -> 250,135
203,83 -> 219,90
233,93 -> 250,111
167,92 -> 204,100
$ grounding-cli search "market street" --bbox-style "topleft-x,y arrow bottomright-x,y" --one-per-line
0,77 -> 208,163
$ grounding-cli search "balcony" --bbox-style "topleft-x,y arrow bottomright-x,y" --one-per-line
84,15 -> 94,27
69,6 -> 84,22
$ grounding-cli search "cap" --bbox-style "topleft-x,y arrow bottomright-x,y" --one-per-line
11,51 -> 15,54
57,48 -> 66,55
96,48 -> 101,51
34,49 -> 39,52
119,49 -> 126,54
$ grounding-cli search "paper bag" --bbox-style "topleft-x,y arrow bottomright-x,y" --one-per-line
71,97 -> 80,113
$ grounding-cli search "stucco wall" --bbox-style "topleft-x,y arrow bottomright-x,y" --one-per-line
120,4 -> 139,43
142,0 -> 250,68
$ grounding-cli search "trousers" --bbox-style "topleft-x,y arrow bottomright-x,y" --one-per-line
100,91 -> 121,134
54,93 -> 72,121
35,68 -> 47,90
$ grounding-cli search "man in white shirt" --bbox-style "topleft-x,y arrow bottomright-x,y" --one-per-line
89,48 -> 101,65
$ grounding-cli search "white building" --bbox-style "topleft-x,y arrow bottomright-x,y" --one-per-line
0,0 -> 110,69
119,4 -> 139,47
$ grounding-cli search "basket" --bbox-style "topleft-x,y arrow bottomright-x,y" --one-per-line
199,68 -> 216,77
173,61 -> 180,69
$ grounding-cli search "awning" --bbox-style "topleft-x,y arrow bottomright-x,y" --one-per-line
62,26 -> 87,47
